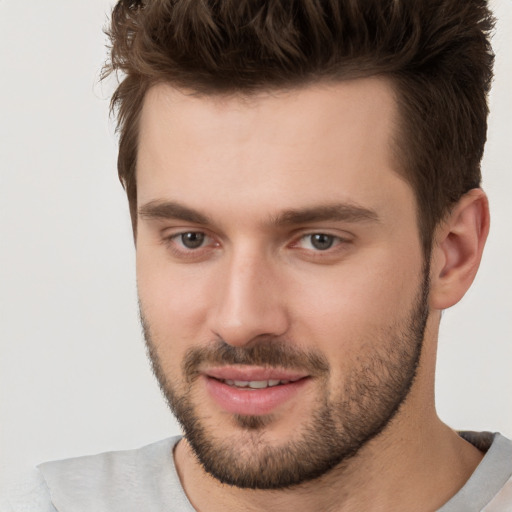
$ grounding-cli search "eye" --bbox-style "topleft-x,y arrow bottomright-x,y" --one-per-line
165,231 -> 216,252
298,233 -> 340,251
163,230 -> 218,261
177,231 -> 207,249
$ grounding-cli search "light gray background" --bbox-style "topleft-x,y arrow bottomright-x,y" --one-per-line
0,0 -> 511,489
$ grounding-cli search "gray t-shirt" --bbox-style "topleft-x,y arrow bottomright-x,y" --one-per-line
2,432 -> 511,511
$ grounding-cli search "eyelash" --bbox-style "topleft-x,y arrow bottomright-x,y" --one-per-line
294,233 -> 343,251
163,231 -> 217,259
162,231 -> 350,260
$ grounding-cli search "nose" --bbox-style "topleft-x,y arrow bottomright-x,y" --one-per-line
208,249 -> 289,347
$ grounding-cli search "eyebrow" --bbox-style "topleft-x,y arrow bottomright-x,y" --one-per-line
138,200 -> 380,226
138,200 -> 211,224
270,204 -> 380,225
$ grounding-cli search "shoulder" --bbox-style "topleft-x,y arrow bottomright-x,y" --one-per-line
481,433 -> 512,511
38,436 -> 179,485
0,468 -> 56,512
2,436 -> 189,512
39,437 -> 185,511
440,432 -> 512,512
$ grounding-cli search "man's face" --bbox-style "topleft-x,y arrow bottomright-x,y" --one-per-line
136,79 -> 429,488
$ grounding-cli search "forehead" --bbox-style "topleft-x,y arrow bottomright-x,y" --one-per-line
136,78 -> 413,223
137,79 -> 398,163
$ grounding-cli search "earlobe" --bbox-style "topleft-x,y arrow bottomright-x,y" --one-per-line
429,189 -> 490,310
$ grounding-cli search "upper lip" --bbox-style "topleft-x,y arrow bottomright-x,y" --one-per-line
204,366 -> 309,382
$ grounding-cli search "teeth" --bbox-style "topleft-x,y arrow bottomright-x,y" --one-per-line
223,379 -> 290,389
248,381 -> 267,389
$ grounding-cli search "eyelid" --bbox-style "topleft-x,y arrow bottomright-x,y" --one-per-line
170,230 -> 211,248
287,230 -> 354,262
160,225 -> 213,242
298,233 -> 341,249
291,228 -> 352,244
159,226 -> 353,261
162,228 -> 220,260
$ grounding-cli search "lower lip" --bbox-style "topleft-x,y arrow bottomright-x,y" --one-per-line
204,376 -> 309,416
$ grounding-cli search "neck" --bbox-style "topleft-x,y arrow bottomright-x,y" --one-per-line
174,412 -> 482,512
173,318 -> 483,511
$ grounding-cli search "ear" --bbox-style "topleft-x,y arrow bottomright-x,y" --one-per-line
429,189 -> 490,310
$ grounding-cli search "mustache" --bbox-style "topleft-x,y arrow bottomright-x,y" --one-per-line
182,337 -> 329,382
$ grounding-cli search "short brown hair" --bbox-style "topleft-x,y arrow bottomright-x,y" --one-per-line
104,0 -> 495,253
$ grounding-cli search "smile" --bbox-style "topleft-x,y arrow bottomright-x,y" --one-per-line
220,378 -> 302,389
204,371 -> 310,416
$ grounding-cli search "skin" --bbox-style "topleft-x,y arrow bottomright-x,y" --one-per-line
135,78 -> 489,511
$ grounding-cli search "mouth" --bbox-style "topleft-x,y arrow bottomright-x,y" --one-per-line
216,377 -> 303,389
202,366 -> 310,416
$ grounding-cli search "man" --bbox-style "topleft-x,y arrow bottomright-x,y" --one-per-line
3,0 -> 511,510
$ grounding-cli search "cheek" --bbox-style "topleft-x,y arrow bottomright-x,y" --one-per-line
136,250 -> 213,347
287,249 -> 424,353
316,264 -> 418,310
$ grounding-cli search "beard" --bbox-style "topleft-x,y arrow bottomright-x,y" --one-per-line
141,266 -> 430,490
